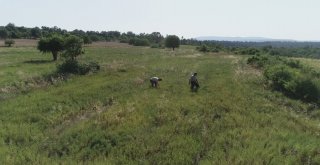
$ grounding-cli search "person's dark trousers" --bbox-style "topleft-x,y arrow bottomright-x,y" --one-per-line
191,82 -> 199,90
150,80 -> 157,87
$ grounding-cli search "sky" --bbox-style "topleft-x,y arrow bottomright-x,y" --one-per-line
1,0 -> 320,41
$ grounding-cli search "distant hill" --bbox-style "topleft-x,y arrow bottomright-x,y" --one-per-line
196,36 -> 296,42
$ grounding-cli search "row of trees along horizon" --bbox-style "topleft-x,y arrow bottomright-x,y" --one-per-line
2,23 -> 320,58
0,23 -> 180,49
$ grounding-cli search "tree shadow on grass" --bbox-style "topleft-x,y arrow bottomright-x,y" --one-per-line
23,60 -> 53,64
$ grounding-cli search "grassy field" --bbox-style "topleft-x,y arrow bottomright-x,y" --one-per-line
0,41 -> 320,164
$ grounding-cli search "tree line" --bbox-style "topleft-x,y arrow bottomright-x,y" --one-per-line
0,23 -> 180,50
190,39 -> 320,58
0,23 -> 165,45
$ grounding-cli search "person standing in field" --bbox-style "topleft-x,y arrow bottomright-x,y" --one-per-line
150,77 -> 162,88
189,73 -> 200,91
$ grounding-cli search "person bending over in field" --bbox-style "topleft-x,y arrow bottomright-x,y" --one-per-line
150,77 -> 162,88
189,73 -> 200,92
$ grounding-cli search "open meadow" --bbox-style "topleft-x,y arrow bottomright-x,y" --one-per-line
1,40 -> 320,164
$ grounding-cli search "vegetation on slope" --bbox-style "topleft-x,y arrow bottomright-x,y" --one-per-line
248,55 -> 320,104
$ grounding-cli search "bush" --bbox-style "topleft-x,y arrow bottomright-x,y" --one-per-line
134,38 -> 150,46
289,78 -> 320,102
150,43 -> 163,48
211,48 -> 220,53
119,36 -> 129,43
196,44 -> 221,53
83,35 -> 92,45
5,39 -> 15,47
239,48 -> 260,55
284,59 -> 303,69
129,38 -> 150,46
247,55 -> 278,68
89,35 -> 101,42
264,64 -> 320,103
264,65 -> 298,91
57,60 -> 100,75
197,45 -> 209,52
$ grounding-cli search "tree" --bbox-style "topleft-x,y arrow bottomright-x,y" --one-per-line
16,26 -> 29,38
149,32 -> 163,43
30,27 -> 42,39
165,35 -> 180,50
5,39 -> 15,47
82,35 -> 92,45
62,35 -> 84,61
0,27 -> 8,39
37,35 -> 64,61
71,29 -> 86,37
5,23 -> 18,38
126,31 -> 135,38
102,31 -> 120,41
5,23 -> 16,31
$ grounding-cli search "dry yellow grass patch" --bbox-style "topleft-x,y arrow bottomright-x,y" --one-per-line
233,56 -> 263,80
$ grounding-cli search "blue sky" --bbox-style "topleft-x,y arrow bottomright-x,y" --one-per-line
1,0 -> 319,40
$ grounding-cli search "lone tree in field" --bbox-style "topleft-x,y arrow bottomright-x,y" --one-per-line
5,39 -> 15,47
165,35 -> 180,50
37,35 -> 64,61
62,35 -> 84,61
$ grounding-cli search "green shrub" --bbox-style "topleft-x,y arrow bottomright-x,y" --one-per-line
264,64 -> 320,103
291,78 -> 320,102
119,36 -> 129,43
150,43 -> 162,48
197,45 -> 209,52
211,48 -> 220,53
57,60 -> 100,75
247,55 -> 280,68
196,44 -> 221,53
82,35 -> 92,45
264,65 -> 298,91
284,59 -> 303,69
5,39 -> 15,47
129,38 -> 150,46
239,48 -> 260,55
